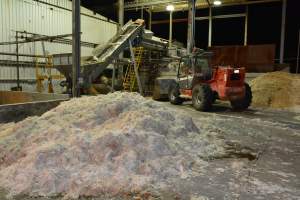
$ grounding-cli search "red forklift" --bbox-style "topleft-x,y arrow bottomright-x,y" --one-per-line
168,49 -> 252,111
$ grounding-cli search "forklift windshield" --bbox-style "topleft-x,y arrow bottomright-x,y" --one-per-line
178,55 -> 211,77
178,57 -> 192,77
194,56 -> 209,74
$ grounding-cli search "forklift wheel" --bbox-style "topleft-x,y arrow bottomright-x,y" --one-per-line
192,84 -> 214,111
169,84 -> 184,105
231,83 -> 252,110
212,91 -> 218,104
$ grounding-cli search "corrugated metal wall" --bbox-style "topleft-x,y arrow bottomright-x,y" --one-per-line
0,0 -> 118,92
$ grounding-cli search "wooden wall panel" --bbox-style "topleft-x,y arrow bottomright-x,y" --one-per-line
209,45 -> 276,72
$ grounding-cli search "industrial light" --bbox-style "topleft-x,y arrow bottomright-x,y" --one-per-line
213,0 -> 222,6
166,5 -> 175,11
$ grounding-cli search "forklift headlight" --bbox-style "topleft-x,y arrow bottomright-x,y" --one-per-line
234,69 -> 240,74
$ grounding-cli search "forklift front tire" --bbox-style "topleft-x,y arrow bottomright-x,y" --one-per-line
169,85 -> 184,105
192,84 -> 214,111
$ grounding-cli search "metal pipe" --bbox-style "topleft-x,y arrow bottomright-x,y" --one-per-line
0,59 -> 48,67
0,79 -> 36,84
208,7 -> 212,47
16,32 -> 20,90
0,33 -> 73,45
0,52 -> 48,58
129,41 -> 143,95
244,5 -> 248,46
297,29 -> 300,74
279,0 -> 287,64
187,0 -> 196,54
0,33 -> 98,48
118,0 -> 124,27
169,11 -> 173,47
72,0 -> 81,97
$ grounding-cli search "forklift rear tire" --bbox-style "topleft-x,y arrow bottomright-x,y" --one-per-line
169,84 -> 184,105
192,84 -> 214,111
212,91 -> 218,104
231,83 -> 252,110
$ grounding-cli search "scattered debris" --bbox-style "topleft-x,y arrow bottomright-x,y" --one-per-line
250,72 -> 300,109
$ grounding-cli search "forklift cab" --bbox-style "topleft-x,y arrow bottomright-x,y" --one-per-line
170,50 -> 251,111
177,52 -> 213,90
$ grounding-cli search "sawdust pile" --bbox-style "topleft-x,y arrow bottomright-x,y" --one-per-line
0,93 -> 225,199
250,72 -> 300,109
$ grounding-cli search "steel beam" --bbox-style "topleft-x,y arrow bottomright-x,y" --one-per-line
72,0 -> 81,97
152,18 -> 187,24
205,0 -> 211,7
279,0 -> 286,64
0,52 -> 48,58
297,29 -> 300,74
207,0 -> 212,48
152,13 -> 246,25
187,0 -> 196,54
0,59 -> 48,66
0,34 -> 73,45
125,0 -> 185,9
211,13 -> 246,19
141,7 -> 144,19
16,32 -> 20,90
125,0 -> 281,12
208,7 -> 212,47
112,64 -> 116,92
244,5 -> 248,46
118,0 -> 124,26
148,9 -> 152,30
118,0 -> 124,80
169,11 -> 173,47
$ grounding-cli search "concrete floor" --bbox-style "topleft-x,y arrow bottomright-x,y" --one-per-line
163,101 -> 300,200
0,101 -> 299,200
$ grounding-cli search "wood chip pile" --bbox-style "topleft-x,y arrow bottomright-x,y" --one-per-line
0,92 -> 225,199
250,72 -> 300,109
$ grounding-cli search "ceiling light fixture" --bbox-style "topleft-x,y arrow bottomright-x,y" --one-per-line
213,0 -> 222,6
166,5 -> 175,11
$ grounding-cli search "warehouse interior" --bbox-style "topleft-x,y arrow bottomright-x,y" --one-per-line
0,0 -> 299,199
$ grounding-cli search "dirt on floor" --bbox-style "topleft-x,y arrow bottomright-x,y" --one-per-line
250,72 -> 300,109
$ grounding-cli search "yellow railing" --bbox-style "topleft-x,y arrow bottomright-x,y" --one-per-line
35,55 -> 64,93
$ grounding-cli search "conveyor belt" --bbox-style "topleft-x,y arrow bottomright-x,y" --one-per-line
54,19 -> 167,86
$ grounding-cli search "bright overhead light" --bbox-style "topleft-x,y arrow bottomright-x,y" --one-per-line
166,5 -> 175,11
213,0 -> 222,6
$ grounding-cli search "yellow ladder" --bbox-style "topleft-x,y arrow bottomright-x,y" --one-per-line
123,47 -> 144,91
